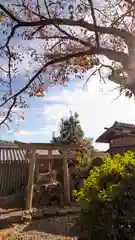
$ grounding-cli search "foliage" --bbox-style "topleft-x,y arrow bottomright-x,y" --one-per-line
52,111 -> 84,144
0,0 -> 135,128
76,137 -> 94,166
52,112 -> 94,165
73,151 -> 135,240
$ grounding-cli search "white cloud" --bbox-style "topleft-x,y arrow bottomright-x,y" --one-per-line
16,127 -> 55,137
42,78 -> 135,151
15,130 -> 39,136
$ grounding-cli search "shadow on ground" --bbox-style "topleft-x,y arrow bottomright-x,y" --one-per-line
0,215 -> 22,229
23,215 -> 78,237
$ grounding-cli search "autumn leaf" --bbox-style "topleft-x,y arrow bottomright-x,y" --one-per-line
19,112 -> 24,120
0,13 -> 5,22
36,91 -> 44,97
36,87 -> 45,97
63,79 -> 68,83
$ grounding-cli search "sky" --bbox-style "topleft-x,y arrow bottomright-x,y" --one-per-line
2,71 -> 135,151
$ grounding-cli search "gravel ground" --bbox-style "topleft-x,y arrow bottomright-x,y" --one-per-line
3,214 -> 78,240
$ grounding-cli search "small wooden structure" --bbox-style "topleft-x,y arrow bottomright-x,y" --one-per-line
0,142 -> 29,197
14,141 -> 79,210
96,121 -> 135,155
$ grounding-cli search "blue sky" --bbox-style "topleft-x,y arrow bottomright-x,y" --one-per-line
2,69 -> 135,151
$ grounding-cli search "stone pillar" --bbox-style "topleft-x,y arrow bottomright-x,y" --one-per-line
26,149 -> 36,210
48,150 -> 52,171
63,150 -> 71,204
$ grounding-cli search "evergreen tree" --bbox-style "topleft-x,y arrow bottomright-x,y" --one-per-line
52,111 -> 84,144
51,112 -> 95,165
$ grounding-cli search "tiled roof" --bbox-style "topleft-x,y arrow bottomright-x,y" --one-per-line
113,121 -> 135,129
0,148 -> 26,162
0,142 -> 26,161
96,121 -> 135,143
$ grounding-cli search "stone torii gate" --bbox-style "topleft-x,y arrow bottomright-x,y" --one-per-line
14,141 -> 80,210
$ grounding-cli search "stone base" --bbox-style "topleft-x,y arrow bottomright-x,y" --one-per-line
33,181 -> 63,207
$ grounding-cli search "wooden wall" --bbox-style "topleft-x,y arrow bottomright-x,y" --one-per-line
111,136 -> 135,147
0,160 -> 29,196
109,136 -> 135,155
36,158 -> 52,173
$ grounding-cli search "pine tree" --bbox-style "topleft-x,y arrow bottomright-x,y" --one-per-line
52,111 -> 84,144
51,111 -> 96,166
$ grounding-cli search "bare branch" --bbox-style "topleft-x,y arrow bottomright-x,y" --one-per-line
0,97 -> 17,127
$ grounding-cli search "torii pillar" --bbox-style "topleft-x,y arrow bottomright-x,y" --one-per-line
63,150 -> 71,204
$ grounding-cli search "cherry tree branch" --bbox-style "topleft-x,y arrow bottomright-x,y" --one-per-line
88,0 -> 100,49
0,4 -> 20,22
0,46 -> 128,110
125,0 -> 135,7
0,97 -> 17,127
0,4 -> 132,43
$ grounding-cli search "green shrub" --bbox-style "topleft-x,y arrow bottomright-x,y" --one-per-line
73,151 -> 135,240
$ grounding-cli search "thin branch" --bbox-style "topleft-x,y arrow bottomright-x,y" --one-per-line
0,24 -> 19,50
0,4 -> 131,43
111,9 -> 134,27
94,8 -> 109,19
6,45 -> 12,95
0,97 -> 17,127
0,4 -> 20,22
22,18 -> 131,40
44,0 -> 51,17
43,0 -> 89,48
3,122 -> 10,130
88,0 -> 100,49
38,28 -> 92,47
31,25 -> 43,37
125,0 -> 135,7
37,35 -> 75,40
0,45 -> 128,111
40,0 -> 94,51
0,66 -> 8,73
49,39 -> 62,52
36,0 -> 42,20
84,67 -> 99,87
99,63 -> 114,71
0,3 -> 133,52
